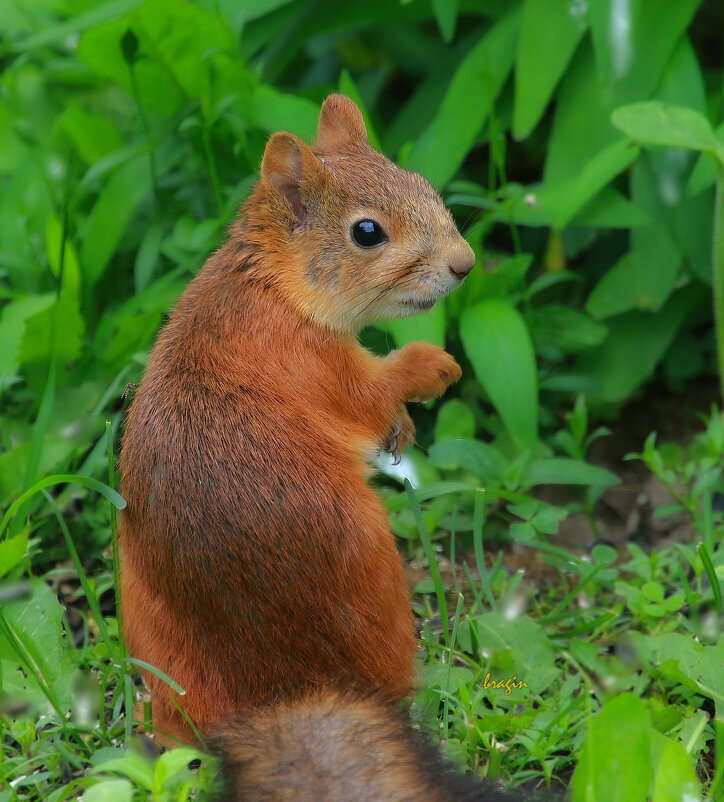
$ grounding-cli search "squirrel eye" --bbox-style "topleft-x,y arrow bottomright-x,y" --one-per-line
351,219 -> 387,248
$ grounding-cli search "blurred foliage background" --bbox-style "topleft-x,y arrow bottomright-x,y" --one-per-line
1,0 -> 722,515
1,1 -> 724,799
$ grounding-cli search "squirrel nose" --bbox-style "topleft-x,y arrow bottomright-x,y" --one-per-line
448,243 -> 475,280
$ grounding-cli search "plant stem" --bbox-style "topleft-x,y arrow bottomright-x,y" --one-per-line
714,166 -> 724,403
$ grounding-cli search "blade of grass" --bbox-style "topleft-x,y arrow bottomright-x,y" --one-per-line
541,563 -> 607,625
443,593 -> 465,740
405,479 -> 449,646
41,489 -> 116,658
697,542 -> 722,613
0,474 -> 126,536
117,658 -> 186,695
473,489 -> 495,609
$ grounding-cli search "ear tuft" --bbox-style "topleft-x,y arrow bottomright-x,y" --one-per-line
261,132 -> 321,225
317,94 -> 368,149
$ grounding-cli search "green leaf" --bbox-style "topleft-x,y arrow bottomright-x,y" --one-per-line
688,122 -> 724,197
249,85 -> 319,141
589,0 -> 703,106
0,579 -> 77,715
473,612 -> 557,695
59,107 -> 124,165
428,439 -> 506,483
460,299 -> 538,449
14,0 -> 143,51
531,305 -> 608,353
577,285 -> 702,405
571,694 -> 651,802
434,399 -> 475,442
650,731 -> 702,802
407,10 -> 519,187
0,529 -> 29,578
521,459 -> 620,488
0,473 -> 126,536
80,154 -> 150,293
545,41 -> 618,183
90,754 -> 154,791
513,0 -> 587,139
383,301 -> 446,348
153,747 -> 201,789
19,297 -> 85,395
83,780 -> 133,802
514,139 -> 640,229
612,102 -> 723,159
338,71 -> 381,151
432,0 -> 458,43
586,253 -> 640,319
0,294 -> 55,387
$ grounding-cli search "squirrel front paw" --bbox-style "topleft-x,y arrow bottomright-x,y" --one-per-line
396,342 -> 462,403
380,406 -> 415,465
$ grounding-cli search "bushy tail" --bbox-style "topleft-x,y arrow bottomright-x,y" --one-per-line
206,691 -> 541,802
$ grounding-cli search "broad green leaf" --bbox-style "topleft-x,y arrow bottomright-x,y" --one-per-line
0,579 -> 77,714
428,439 -> 507,483
612,102 -> 723,158
571,694 -> 651,802
545,41 -> 618,183
408,10 -> 519,187
460,299 -> 538,449
522,459 -> 620,488
153,747 -> 201,789
650,732 -> 702,802
0,294 -> 55,386
83,781 -> 134,802
383,301 -> 446,348
638,633 -> 724,715
473,612 -> 557,695
80,154 -> 150,293
577,286 -> 702,404
513,0 -> 587,139
589,0 -> 703,106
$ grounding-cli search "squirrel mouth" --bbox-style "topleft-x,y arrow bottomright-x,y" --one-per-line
402,297 -> 437,311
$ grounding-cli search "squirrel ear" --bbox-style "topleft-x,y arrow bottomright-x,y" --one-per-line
317,94 -> 368,149
261,132 -> 322,225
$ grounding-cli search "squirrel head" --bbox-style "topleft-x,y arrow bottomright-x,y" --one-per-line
246,94 -> 475,333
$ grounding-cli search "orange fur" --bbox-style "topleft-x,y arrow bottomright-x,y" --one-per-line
119,95 -> 475,743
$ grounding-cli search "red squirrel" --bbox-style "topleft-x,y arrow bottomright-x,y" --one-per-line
119,94 -> 474,746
